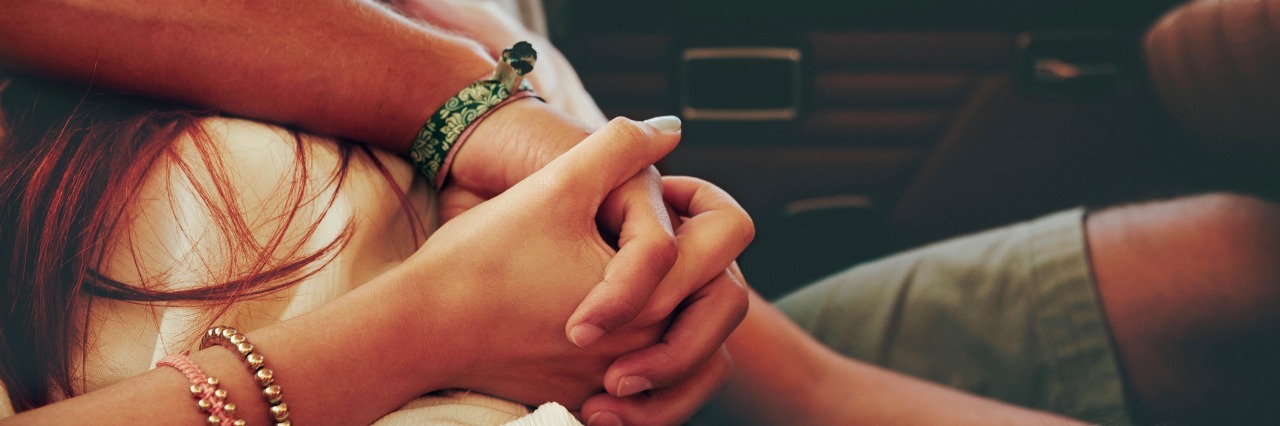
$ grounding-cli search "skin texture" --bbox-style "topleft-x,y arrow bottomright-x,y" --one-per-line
386,0 -> 610,127
579,177 -> 752,424
0,0 -> 493,150
4,118 -> 683,425
700,192 -> 1280,425
703,288 -> 1085,426
14,2 -> 1274,424
406,5 -> 1280,423
0,2 -> 751,422
1088,193 -> 1280,424
448,101 -> 751,426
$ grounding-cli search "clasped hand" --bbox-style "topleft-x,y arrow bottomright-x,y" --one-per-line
401,115 -> 750,425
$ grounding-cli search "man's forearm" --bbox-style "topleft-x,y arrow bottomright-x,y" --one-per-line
708,291 -> 1086,425
0,0 -> 493,151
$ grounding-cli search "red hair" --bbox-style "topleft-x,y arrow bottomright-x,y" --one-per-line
0,74 -> 417,411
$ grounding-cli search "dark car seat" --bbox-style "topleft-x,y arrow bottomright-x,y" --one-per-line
1145,0 -> 1280,186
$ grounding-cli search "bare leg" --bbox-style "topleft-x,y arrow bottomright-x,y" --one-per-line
1088,193 -> 1280,423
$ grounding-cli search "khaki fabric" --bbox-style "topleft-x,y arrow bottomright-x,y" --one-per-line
777,208 -> 1132,424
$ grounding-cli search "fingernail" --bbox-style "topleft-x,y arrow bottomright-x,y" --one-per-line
569,324 -> 605,347
615,375 -> 652,397
643,115 -> 681,133
587,411 -> 622,426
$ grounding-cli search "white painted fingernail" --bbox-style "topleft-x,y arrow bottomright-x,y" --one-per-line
643,116 -> 681,133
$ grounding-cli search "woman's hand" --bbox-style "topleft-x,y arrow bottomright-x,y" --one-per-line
439,102 -> 752,419
396,117 -> 681,408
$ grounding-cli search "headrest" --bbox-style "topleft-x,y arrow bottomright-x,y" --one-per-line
1145,0 -> 1280,170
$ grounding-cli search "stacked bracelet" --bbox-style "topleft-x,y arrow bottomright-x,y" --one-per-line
409,41 -> 541,188
156,353 -> 244,426
202,326 -> 291,426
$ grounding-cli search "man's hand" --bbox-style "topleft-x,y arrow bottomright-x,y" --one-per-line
387,0 -> 609,127
580,177 -> 753,425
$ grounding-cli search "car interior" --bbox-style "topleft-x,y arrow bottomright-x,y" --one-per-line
4,0 -> 1270,315
513,0 -> 1280,300
4,0 -> 1280,423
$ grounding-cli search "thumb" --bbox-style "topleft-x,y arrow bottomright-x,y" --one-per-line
515,116 -> 680,206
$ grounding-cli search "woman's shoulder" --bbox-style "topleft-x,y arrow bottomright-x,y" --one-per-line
99,115 -> 433,292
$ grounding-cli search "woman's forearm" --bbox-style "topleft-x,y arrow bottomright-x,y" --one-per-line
0,0 -> 492,152
2,116 -> 688,424
709,290 -> 1085,425
6,267 -> 458,425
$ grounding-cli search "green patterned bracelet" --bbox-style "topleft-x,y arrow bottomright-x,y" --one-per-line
410,41 -> 538,187
409,79 -> 522,185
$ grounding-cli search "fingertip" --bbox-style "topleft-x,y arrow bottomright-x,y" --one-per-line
569,323 -> 606,348
616,116 -> 680,158
642,115 -> 681,133
599,272 -> 746,394
542,117 -> 678,201
586,411 -> 622,426
615,375 -> 653,397
565,288 -> 646,349
587,351 -> 731,426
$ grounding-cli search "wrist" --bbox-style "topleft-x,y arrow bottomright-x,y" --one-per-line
379,34 -> 495,152
371,257 -> 484,392
193,266 -> 472,424
447,97 -> 592,194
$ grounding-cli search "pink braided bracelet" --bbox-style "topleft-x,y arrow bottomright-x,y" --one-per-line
157,352 -> 245,426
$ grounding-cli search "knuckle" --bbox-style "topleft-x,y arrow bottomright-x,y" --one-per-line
636,301 -> 673,325
714,349 -> 735,386
721,281 -> 747,318
600,295 -> 647,327
736,213 -> 757,247
643,346 -> 686,381
541,166 -> 590,197
688,176 -> 713,188
621,345 -> 689,387
730,284 -> 749,318
606,117 -> 650,144
717,273 -> 751,318
652,235 -> 679,269
539,170 -> 581,198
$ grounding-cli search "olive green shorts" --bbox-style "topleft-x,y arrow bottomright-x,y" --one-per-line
776,208 -> 1132,424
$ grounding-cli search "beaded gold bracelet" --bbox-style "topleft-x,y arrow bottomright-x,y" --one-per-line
201,326 -> 291,426
409,41 -> 540,188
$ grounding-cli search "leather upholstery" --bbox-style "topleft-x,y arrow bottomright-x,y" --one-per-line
1146,0 -> 1280,168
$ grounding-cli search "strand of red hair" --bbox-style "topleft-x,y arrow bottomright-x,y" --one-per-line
0,74 -> 421,411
